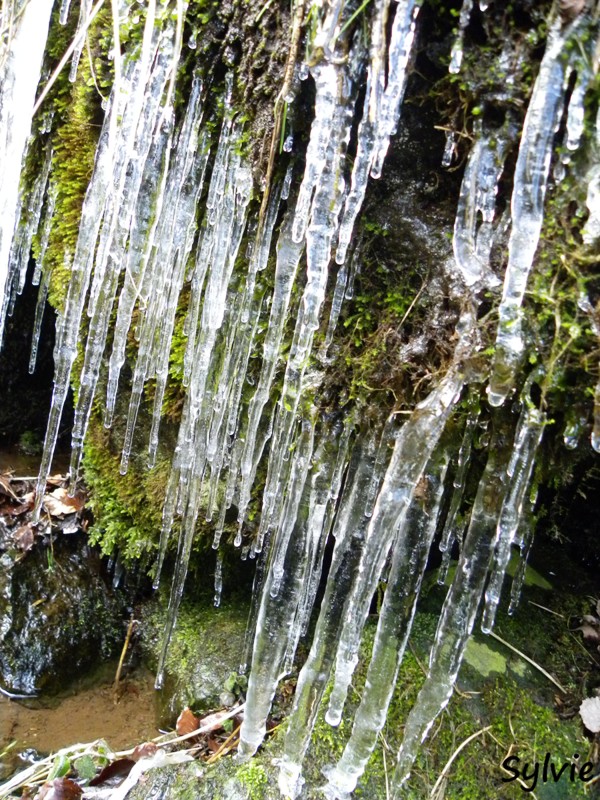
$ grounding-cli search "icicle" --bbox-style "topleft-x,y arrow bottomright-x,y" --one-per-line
481,402 -> 544,633
437,393 -> 479,562
103,118 -> 177,429
448,0 -> 473,74
563,410 -> 586,449
8,144 -> 53,307
214,554 -> 223,608
391,417 -> 513,794
333,0 -> 387,266
235,212 -> 303,533
0,0 -> 54,342
29,268 -> 51,374
452,122 -> 513,288
153,130 -> 254,689
506,484 -> 536,615
324,313 -> 472,730
237,417 -> 316,758
33,1 -> 165,520
32,183 -> 58,287
322,453 -> 448,799
68,0 -> 93,83
255,58 -> 355,553
442,130 -> 456,168
488,15 -> 587,407
565,61 -> 592,153
59,0 -> 72,25
277,426 -> 393,799
370,0 -> 421,180
70,36 -> 181,489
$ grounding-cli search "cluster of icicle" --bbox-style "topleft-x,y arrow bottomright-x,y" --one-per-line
1,0 -> 600,797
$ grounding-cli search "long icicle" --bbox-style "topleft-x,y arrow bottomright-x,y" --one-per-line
277,422 -> 396,800
391,413 -> 513,795
0,0 -> 54,342
322,450 -> 449,799
324,311 -> 474,729
487,12 -> 589,407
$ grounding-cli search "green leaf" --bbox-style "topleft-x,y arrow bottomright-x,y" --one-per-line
74,755 -> 97,782
48,754 -> 71,779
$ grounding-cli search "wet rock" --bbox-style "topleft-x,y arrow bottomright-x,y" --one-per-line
0,526 -> 124,696
138,598 -> 248,725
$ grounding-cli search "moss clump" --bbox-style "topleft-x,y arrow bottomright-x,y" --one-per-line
236,761 -> 269,798
83,411 -> 172,561
138,596 -> 248,722
32,7 -> 110,310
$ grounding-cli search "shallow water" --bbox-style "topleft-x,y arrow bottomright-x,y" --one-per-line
0,663 -> 159,781
0,446 -> 69,478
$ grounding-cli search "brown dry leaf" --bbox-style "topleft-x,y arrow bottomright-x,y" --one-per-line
199,707 -> 240,733
88,758 -> 135,787
46,474 -> 67,488
577,615 -> 600,644
34,778 -> 83,800
176,707 -> 199,736
132,742 -> 158,762
12,524 -> 35,552
206,736 -> 221,753
43,488 -> 85,517
0,474 -> 19,502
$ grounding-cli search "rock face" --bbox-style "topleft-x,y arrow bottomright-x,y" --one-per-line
139,599 -> 248,725
0,527 -> 123,695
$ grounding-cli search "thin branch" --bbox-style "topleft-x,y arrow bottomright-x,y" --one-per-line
488,631 -> 567,694
33,0 -> 106,116
430,726 -> 490,799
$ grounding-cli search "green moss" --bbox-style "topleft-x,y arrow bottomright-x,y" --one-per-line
83,412 -> 172,561
31,7 -> 111,310
236,761 -> 269,798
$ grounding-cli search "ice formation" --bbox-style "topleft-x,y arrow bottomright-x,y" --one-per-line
1,0 -> 599,797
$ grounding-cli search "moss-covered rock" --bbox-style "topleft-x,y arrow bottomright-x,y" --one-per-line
128,565 -> 592,799
139,596 -> 248,724
0,530 -> 124,695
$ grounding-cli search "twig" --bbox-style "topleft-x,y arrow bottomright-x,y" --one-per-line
381,735 -> 390,800
488,631 -> 567,694
32,0 -> 106,115
258,0 -> 306,229
430,726 -> 490,799
113,616 -> 137,704
129,703 -> 246,753
205,723 -> 242,764
527,601 -> 565,618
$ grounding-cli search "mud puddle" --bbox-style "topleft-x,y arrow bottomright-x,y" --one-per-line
0,663 -> 160,781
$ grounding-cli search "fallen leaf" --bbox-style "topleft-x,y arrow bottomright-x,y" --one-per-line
88,758 -> 135,787
580,696 -> 600,733
0,475 -> 19,502
132,742 -> 158,762
577,622 -> 600,643
43,488 -> 85,517
206,737 -> 221,753
12,524 -> 34,552
199,707 -> 242,733
34,778 -> 82,800
176,707 -> 199,736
